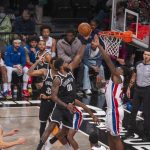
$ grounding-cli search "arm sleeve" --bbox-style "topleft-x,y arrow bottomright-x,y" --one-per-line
57,41 -> 72,63
4,47 -> 13,67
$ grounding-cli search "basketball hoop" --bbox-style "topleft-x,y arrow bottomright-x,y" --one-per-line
99,31 -> 132,57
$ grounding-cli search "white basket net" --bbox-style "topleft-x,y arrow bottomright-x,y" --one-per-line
99,35 -> 122,57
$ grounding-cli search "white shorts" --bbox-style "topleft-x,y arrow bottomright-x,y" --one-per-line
105,106 -> 124,136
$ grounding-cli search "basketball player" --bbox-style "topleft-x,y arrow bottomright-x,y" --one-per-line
92,35 -> 127,150
36,38 -> 92,150
28,57 -> 55,137
34,40 -> 51,89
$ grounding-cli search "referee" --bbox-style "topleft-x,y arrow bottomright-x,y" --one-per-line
126,50 -> 150,141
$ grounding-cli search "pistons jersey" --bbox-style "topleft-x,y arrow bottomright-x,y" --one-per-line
35,51 -> 50,70
55,71 -> 77,108
41,69 -> 53,97
105,75 -> 124,110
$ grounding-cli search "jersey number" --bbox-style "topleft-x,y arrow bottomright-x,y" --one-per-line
46,87 -> 51,95
67,84 -> 72,91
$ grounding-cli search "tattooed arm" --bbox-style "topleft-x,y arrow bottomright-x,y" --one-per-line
51,77 -> 74,113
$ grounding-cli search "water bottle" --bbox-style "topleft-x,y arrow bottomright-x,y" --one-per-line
13,86 -> 18,99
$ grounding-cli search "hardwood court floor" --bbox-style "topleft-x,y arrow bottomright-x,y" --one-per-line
0,106 -> 90,150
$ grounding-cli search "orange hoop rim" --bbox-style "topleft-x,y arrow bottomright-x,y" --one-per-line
99,31 -> 133,43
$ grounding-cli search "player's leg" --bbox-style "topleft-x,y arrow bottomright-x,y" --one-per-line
67,129 -> 78,150
113,135 -> 124,150
65,107 -> 83,150
37,121 -> 57,150
108,132 -> 115,150
39,100 -> 53,137
37,106 -> 62,150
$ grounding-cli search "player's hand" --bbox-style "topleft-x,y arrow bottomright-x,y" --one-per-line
117,58 -> 125,65
9,129 -> 19,136
17,137 -> 26,145
126,87 -> 131,99
40,94 -> 49,100
92,116 -> 101,125
67,103 -> 75,113
92,35 -> 100,47
37,56 -> 44,63
92,66 -> 100,73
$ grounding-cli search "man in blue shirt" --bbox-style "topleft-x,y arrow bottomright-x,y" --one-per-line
24,36 -> 39,65
83,42 -> 105,94
4,38 -> 30,98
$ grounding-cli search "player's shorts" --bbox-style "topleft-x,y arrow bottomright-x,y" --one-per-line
39,100 -> 55,123
105,106 -> 124,136
72,107 -> 83,131
51,104 -> 78,129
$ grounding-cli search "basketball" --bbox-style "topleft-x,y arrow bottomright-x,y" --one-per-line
78,22 -> 92,37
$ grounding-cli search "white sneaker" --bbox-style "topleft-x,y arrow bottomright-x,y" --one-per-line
44,136 -> 53,150
85,89 -> 92,95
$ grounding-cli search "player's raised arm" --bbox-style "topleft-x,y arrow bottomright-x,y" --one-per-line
27,56 -> 47,77
69,43 -> 86,71
93,35 -> 122,83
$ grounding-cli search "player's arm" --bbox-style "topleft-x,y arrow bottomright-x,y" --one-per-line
3,129 -> 19,137
0,138 -> 25,149
27,59 -> 47,77
51,77 -> 74,113
45,53 -> 52,63
74,99 -> 100,125
69,44 -> 86,70
51,38 -> 56,53
93,35 -> 122,83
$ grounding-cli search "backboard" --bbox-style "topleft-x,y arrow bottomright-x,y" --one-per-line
111,0 -> 150,50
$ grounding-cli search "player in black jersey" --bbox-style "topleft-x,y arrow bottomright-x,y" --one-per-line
28,56 -> 55,137
36,38 -> 100,150
34,40 -> 52,89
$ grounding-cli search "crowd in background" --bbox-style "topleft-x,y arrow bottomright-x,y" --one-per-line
0,0 -> 149,99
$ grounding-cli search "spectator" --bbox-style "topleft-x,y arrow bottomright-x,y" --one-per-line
4,38 -> 30,98
24,36 -> 39,66
0,125 -> 25,149
39,25 -> 56,58
57,29 -> 82,63
0,51 -> 9,98
89,132 -> 106,150
13,9 -> 35,35
57,29 -> 83,91
83,43 -> 105,95
0,5 -> 12,43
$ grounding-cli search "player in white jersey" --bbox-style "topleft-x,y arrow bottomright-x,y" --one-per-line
92,35 -> 131,150
40,25 -> 56,58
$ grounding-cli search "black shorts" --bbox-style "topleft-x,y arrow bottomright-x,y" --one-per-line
39,100 -> 55,122
50,105 -> 74,129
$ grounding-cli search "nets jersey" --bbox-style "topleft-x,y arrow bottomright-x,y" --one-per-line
105,75 -> 124,110
35,51 -> 50,70
41,69 -> 53,96
55,71 -> 76,107
40,36 -> 52,52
